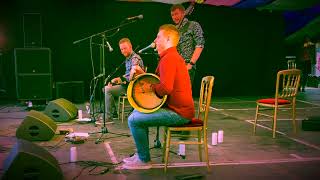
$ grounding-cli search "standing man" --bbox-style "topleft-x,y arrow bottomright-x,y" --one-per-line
299,36 -> 315,92
171,4 -> 205,85
104,38 -> 144,121
122,24 -> 194,169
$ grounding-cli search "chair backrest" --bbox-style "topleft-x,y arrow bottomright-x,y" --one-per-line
287,60 -> 296,69
275,69 -> 301,100
196,76 -> 214,128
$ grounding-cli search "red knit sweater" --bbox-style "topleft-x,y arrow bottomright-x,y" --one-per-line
154,47 -> 195,120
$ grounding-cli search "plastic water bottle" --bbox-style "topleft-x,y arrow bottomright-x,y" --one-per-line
70,146 -> 77,162
212,132 -> 217,145
218,130 -> 224,143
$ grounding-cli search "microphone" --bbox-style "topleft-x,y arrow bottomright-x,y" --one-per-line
106,41 -> 113,52
126,14 -> 143,21
138,42 -> 156,54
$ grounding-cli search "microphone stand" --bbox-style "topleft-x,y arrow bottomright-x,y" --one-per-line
91,36 -> 130,144
139,52 -> 158,55
89,76 -> 100,124
98,40 -> 104,113
73,20 -> 139,45
73,21 -> 137,144
103,59 -> 127,85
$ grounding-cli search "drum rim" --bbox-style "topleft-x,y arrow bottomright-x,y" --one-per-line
127,73 -> 167,113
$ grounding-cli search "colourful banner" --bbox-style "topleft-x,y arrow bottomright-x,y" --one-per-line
117,0 -> 189,4
117,0 -> 241,6
316,42 -> 320,76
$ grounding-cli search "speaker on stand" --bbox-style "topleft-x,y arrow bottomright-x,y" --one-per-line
14,48 -> 52,101
23,13 -> 42,48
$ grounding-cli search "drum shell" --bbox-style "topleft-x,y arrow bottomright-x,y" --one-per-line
127,73 -> 167,113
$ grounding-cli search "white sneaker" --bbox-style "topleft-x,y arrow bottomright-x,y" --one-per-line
122,157 -> 152,170
123,153 -> 138,163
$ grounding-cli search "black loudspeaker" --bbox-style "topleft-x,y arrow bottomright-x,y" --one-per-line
16,110 -> 57,141
44,98 -> 78,122
16,75 -> 52,100
302,116 -> 320,131
2,139 -> 63,180
56,81 -> 85,103
23,13 -> 42,47
15,48 -> 51,74
14,48 -> 52,100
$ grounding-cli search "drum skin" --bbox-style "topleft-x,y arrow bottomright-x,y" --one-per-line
127,73 -> 167,113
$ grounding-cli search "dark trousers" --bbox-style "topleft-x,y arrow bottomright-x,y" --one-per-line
300,60 -> 311,89
188,68 -> 196,86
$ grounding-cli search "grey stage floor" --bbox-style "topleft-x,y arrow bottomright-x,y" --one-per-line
0,88 -> 320,179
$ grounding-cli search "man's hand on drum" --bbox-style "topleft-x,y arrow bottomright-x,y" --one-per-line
129,65 -> 145,81
111,77 -> 121,85
141,82 -> 153,93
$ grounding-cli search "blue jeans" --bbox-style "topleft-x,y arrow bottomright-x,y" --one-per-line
128,108 -> 190,162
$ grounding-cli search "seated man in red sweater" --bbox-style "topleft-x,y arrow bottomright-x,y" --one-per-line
122,24 -> 195,169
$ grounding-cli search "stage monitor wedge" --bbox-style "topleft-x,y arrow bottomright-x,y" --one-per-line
2,139 -> 63,180
16,110 -> 57,141
44,98 -> 78,122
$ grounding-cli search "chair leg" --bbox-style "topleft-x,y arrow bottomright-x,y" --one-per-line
162,127 -> 167,163
198,130 -> 202,162
121,98 -> 125,123
164,129 -> 171,172
203,130 -> 210,171
272,107 -> 278,138
253,104 -> 259,134
118,97 -> 121,121
292,101 -> 297,134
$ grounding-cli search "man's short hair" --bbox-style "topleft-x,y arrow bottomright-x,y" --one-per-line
119,38 -> 131,45
170,4 -> 185,12
159,24 -> 180,46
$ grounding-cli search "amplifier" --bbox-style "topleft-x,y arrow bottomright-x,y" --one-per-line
55,81 -> 84,103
